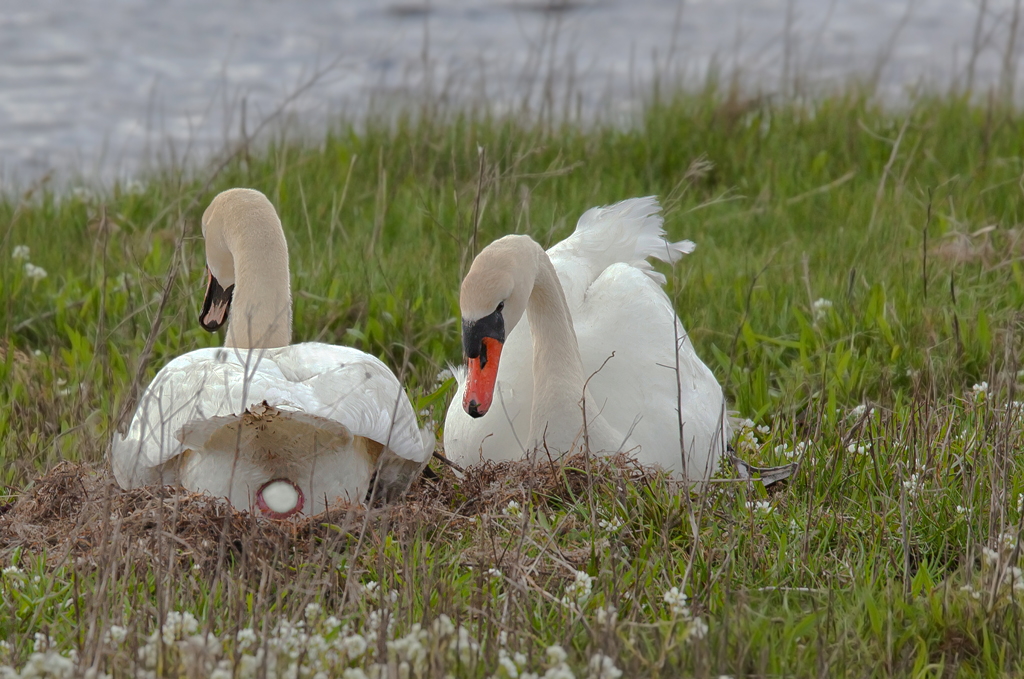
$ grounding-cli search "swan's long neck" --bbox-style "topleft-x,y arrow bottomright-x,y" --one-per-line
224,231 -> 292,349
526,248 -> 589,452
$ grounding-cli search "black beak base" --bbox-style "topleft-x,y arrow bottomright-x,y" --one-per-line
199,275 -> 235,332
462,308 -> 505,366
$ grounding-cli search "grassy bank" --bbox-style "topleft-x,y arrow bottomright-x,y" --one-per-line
1,90 -> 1024,676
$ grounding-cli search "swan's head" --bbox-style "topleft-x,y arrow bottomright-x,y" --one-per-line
459,235 -> 536,417
198,188 -> 284,332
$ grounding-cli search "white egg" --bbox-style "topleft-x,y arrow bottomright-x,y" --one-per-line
261,480 -> 299,514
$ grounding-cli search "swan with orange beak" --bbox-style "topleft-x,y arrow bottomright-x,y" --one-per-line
455,234 -> 625,458
462,302 -> 505,417
445,197 -> 730,484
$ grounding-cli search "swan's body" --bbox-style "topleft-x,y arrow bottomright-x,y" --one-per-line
112,189 -> 432,515
444,197 -> 728,483
113,344 -> 432,513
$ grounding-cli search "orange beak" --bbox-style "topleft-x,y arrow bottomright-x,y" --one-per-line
463,337 -> 503,417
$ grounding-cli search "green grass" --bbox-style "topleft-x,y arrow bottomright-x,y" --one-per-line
2,88 -> 1024,677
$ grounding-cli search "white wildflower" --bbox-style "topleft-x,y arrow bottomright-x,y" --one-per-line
362,580 -> 379,595
452,624 -> 480,666
955,505 -> 971,517
104,625 -> 128,645
2,566 -> 22,576
545,645 -> 568,665
1017,493 -> 1023,514
663,586 -> 690,617
435,368 -> 453,386
33,633 -> 52,652
960,584 -> 982,600
431,614 -> 455,639
687,617 -> 709,641
11,245 -> 29,261
496,648 -> 520,678
542,667 -> 575,679
236,628 -> 257,650
304,602 -> 322,619
595,605 -> 617,627
502,500 -> 523,518
849,404 -> 867,418
24,263 -> 47,281
587,653 -> 622,679
736,429 -> 758,453
756,424 -> 770,435
902,473 -> 922,498
388,626 -> 430,676
156,610 -> 199,644
561,570 -> 594,604
982,547 -> 1000,566
486,567 -> 503,579
598,517 -> 623,533
812,298 -> 832,320
846,442 -> 871,455
972,382 -> 989,403
1007,566 -> 1024,591
745,500 -> 774,515
338,633 -> 368,659
17,652 -> 73,679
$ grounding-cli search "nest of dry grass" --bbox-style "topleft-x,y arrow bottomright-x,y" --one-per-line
412,450 -> 657,512
0,453 -> 657,574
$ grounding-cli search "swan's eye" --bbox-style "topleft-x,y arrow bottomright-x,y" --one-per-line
496,301 -> 504,314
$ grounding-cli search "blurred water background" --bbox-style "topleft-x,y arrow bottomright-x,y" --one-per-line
1,0 -> 1020,187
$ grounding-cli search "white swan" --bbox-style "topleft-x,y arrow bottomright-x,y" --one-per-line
112,188 -> 433,516
443,197 -> 729,483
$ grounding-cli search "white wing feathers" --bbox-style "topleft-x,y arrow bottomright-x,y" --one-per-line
112,343 -> 431,489
547,196 -> 695,287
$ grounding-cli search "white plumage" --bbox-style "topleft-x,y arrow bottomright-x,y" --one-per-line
111,188 -> 433,515
112,344 -> 433,513
444,196 -> 729,483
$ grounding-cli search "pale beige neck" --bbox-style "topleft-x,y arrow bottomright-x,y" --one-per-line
526,245 -> 589,453
223,236 -> 292,349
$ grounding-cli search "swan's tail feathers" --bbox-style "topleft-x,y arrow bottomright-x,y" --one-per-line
177,403 -> 354,458
563,196 -> 696,284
